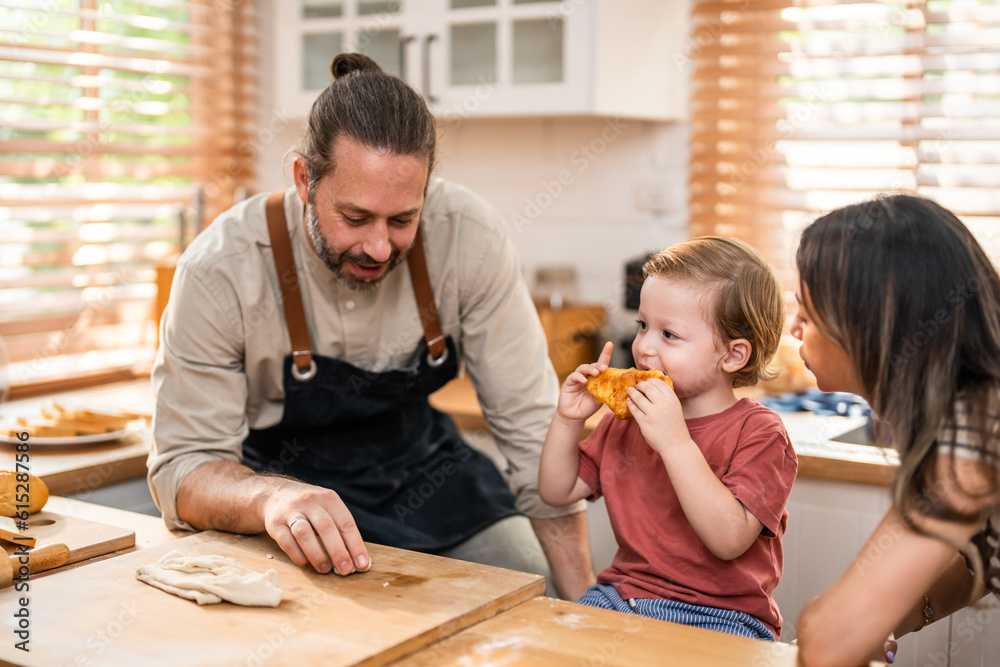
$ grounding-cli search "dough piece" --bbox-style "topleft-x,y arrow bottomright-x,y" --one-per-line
586,368 -> 673,420
136,551 -> 282,607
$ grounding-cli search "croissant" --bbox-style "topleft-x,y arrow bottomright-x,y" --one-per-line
586,368 -> 673,420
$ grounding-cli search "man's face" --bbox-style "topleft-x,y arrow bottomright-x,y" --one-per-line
296,137 -> 429,292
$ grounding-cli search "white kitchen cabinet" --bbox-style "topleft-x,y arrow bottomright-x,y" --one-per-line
273,0 -> 688,120
775,475 -> 1000,667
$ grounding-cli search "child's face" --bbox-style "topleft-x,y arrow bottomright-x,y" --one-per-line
789,285 -> 862,395
632,276 -> 731,400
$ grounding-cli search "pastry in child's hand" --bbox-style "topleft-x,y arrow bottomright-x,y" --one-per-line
586,368 -> 673,420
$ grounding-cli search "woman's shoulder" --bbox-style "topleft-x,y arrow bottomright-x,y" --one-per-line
936,393 -> 1000,467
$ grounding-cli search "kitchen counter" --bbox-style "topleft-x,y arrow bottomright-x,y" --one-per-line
0,379 -> 154,496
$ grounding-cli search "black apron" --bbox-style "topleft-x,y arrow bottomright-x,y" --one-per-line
241,191 -> 517,551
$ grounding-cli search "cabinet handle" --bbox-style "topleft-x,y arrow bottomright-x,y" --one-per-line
422,33 -> 438,103
398,35 -> 416,81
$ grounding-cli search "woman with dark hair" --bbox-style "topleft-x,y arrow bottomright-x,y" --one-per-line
792,194 -> 1000,666
149,53 -> 595,600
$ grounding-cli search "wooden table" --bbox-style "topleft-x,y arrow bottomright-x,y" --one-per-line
388,596 -> 802,666
0,530 -> 545,667
0,379 -> 153,495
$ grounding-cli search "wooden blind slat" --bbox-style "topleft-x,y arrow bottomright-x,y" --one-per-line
0,0 -> 257,378
689,0 -> 1000,297
0,160 -> 202,180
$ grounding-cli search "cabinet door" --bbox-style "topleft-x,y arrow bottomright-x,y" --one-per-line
274,1 -> 419,117
424,0 -> 593,117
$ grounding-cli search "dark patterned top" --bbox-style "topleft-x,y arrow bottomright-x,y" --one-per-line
969,514 -> 1000,596
938,402 -> 1000,596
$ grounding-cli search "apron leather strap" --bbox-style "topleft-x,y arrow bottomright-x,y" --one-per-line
264,189 -> 448,377
406,231 -> 448,365
265,190 -> 316,381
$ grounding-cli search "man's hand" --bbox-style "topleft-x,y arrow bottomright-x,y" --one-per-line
262,482 -> 370,576
177,460 -> 370,576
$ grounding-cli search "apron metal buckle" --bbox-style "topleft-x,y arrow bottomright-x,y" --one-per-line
291,358 -> 317,381
426,347 -> 449,367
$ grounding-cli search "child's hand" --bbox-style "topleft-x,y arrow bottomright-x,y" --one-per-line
556,341 -> 613,422
626,376 -> 690,456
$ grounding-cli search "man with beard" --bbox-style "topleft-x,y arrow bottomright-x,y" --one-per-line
147,54 -> 594,600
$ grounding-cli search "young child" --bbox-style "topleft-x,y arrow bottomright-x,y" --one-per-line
539,236 -> 798,641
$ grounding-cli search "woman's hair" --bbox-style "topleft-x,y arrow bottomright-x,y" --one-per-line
295,53 -> 436,195
643,236 -> 784,388
796,194 -> 1000,527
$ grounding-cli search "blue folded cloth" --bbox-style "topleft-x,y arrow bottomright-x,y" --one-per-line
759,388 -> 871,417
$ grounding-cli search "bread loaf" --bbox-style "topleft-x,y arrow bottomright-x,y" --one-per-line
0,471 -> 49,517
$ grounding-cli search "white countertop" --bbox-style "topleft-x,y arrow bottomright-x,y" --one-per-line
779,410 -> 899,473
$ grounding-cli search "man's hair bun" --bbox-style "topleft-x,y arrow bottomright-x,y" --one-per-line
331,53 -> 384,80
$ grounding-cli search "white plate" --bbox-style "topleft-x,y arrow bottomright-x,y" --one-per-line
0,426 -> 142,447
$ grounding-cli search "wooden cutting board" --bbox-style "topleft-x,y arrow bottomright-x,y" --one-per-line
1,510 -> 135,565
0,530 -> 544,667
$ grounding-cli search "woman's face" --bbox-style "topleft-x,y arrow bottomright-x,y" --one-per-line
789,284 -> 865,395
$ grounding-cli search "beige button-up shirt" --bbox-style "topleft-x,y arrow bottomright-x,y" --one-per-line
149,179 -> 581,530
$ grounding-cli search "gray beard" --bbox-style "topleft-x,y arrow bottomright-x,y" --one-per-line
306,204 -> 410,292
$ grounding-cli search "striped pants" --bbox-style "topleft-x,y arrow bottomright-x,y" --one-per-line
575,584 -> 775,641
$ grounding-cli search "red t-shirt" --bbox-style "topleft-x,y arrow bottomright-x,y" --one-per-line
578,398 -> 798,638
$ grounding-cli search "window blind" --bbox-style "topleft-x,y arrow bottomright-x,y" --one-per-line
0,0 -> 257,392
689,0 -> 1000,293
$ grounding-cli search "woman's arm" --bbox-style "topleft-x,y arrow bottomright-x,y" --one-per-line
796,507 -> 983,667
893,552 -> 985,640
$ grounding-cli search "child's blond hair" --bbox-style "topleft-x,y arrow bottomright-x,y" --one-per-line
643,236 -> 783,387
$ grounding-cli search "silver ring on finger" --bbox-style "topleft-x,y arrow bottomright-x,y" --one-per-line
288,516 -> 309,530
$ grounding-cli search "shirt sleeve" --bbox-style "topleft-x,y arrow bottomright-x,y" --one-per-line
147,259 -> 251,531
722,414 -> 798,538
455,200 -> 585,520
